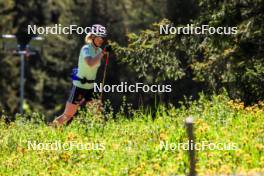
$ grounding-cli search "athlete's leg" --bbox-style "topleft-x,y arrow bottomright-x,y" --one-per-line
53,102 -> 79,125
52,85 -> 82,126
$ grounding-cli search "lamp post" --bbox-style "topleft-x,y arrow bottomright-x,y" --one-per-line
1,34 -> 43,114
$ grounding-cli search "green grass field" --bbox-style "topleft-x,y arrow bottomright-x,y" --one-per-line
0,94 -> 263,175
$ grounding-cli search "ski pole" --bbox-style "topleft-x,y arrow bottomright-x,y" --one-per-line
100,50 -> 109,102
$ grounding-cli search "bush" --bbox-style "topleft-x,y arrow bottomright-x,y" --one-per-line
112,0 -> 264,105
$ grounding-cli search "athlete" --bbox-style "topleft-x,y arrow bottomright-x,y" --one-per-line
52,24 -> 109,126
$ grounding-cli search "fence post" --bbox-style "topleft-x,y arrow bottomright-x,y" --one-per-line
185,116 -> 196,176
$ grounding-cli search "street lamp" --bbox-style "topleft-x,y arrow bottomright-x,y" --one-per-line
0,34 -> 43,114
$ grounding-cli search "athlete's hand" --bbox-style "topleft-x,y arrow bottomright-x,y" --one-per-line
99,50 -> 105,59
103,45 -> 112,52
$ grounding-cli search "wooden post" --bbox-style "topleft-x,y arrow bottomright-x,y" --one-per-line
185,116 -> 196,176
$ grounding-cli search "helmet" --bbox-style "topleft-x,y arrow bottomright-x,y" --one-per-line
91,24 -> 107,38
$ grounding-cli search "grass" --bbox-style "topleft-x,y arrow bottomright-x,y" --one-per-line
0,94 -> 263,175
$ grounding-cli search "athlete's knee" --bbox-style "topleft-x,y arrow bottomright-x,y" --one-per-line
63,112 -> 75,119
64,102 -> 78,117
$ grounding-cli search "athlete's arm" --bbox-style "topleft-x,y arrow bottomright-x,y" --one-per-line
81,45 -> 105,67
85,51 -> 104,67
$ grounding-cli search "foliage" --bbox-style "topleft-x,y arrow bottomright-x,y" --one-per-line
113,0 -> 264,104
0,94 -> 263,175
112,20 -> 186,82
191,0 -> 264,103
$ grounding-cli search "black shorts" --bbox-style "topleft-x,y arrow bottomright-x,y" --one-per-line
67,85 -> 94,105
